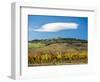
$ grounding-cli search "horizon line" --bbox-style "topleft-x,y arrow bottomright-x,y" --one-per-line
28,37 -> 88,41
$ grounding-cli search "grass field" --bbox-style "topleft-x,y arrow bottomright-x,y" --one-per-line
28,38 -> 88,66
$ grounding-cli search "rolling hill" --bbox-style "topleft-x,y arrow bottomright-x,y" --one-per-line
28,38 -> 88,66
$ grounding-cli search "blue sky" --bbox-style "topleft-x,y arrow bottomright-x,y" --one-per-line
28,15 -> 88,41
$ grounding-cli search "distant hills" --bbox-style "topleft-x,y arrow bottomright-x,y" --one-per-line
29,38 -> 87,46
29,38 -> 87,43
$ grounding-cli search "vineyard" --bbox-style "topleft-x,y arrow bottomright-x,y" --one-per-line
28,38 -> 88,66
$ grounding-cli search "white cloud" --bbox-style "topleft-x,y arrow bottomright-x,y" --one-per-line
33,22 -> 79,32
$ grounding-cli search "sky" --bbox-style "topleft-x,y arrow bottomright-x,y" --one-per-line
28,15 -> 88,41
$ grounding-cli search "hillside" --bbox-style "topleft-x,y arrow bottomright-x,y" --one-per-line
28,38 -> 88,66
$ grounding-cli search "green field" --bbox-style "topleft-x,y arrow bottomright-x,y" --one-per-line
28,38 -> 88,66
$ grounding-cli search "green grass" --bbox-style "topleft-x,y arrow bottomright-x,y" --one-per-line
28,42 -> 46,49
